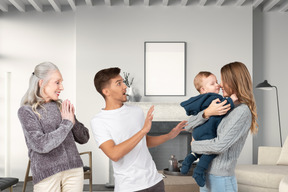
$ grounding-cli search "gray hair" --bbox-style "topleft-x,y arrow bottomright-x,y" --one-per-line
21,62 -> 61,117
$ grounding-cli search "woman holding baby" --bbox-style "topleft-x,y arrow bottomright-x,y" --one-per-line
189,61 -> 258,192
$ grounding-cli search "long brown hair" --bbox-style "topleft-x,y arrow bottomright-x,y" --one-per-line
221,62 -> 258,134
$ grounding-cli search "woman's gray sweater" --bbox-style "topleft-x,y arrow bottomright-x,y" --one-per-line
18,101 -> 90,184
190,104 -> 252,176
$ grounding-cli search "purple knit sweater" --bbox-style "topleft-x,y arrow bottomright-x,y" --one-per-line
18,101 -> 90,184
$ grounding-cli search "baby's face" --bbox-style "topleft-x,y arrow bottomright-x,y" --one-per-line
201,75 -> 220,94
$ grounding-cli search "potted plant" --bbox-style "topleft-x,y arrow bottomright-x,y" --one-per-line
123,72 -> 141,102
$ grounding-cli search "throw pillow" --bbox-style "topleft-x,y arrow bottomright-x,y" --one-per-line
277,136 -> 288,165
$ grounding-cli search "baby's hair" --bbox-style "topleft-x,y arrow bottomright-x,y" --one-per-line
194,71 -> 213,93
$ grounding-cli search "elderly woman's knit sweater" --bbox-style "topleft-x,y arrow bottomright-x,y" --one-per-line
18,101 -> 89,184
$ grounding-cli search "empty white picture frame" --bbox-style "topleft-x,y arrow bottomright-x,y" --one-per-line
144,42 -> 186,96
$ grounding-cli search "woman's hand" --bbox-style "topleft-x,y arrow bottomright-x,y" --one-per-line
230,94 -> 238,103
61,99 -> 75,125
168,120 -> 188,140
203,99 -> 231,119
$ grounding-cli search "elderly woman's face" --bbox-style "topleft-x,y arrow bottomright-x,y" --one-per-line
42,70 -> 64,102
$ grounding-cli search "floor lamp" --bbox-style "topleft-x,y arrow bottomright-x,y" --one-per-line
256,80 -> 282,147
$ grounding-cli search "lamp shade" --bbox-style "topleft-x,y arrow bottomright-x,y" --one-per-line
256,80 -> 273,90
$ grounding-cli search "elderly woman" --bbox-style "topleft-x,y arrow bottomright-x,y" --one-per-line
18,62 -> 89,192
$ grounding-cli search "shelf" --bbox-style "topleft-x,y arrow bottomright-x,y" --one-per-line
127,102 -> 188,121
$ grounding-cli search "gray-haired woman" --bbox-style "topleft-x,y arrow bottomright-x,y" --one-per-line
18,62 -> 89,192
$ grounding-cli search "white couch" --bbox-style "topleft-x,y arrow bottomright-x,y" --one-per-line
235,146 -> 288,192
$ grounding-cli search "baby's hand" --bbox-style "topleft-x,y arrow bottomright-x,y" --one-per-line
230,94 -> 238,103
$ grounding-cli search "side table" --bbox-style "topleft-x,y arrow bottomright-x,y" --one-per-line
158,171 -> 199,192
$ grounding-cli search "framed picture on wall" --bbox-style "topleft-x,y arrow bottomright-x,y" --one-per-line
144,41 -> 186,96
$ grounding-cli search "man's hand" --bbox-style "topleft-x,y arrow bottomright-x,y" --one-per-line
167,120 -> 188,140
146,120 -> 188,148
142,106 -> 154,134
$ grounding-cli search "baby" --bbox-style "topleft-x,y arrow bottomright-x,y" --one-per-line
180,71 -> 237,187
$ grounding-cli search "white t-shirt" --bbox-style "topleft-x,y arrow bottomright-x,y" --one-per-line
91,104 -> 163,192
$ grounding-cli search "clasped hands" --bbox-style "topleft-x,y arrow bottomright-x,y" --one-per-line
61,99 -> 75,125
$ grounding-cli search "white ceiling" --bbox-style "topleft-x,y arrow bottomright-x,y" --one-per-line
0,0 -> 287,13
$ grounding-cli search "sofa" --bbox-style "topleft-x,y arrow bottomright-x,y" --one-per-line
235,137 -> 288,192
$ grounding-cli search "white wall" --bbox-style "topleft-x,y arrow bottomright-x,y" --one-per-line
0,4 -> 262,185
75,5 -> 253,184
253,9 -> 288,162
0,9 -> 76,179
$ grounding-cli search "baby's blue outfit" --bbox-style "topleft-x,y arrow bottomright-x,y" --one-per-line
180,93 -> 234,187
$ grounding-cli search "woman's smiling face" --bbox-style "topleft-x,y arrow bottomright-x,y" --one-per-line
41,70 -> 64,102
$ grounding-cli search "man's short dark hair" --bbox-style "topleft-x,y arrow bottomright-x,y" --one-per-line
94,67 -> 121,98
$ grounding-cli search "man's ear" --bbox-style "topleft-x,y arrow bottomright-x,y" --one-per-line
38,79 -> 43,88
102,88 -> 110,97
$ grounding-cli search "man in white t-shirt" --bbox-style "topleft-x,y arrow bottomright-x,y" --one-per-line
91,67 -> 187,192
